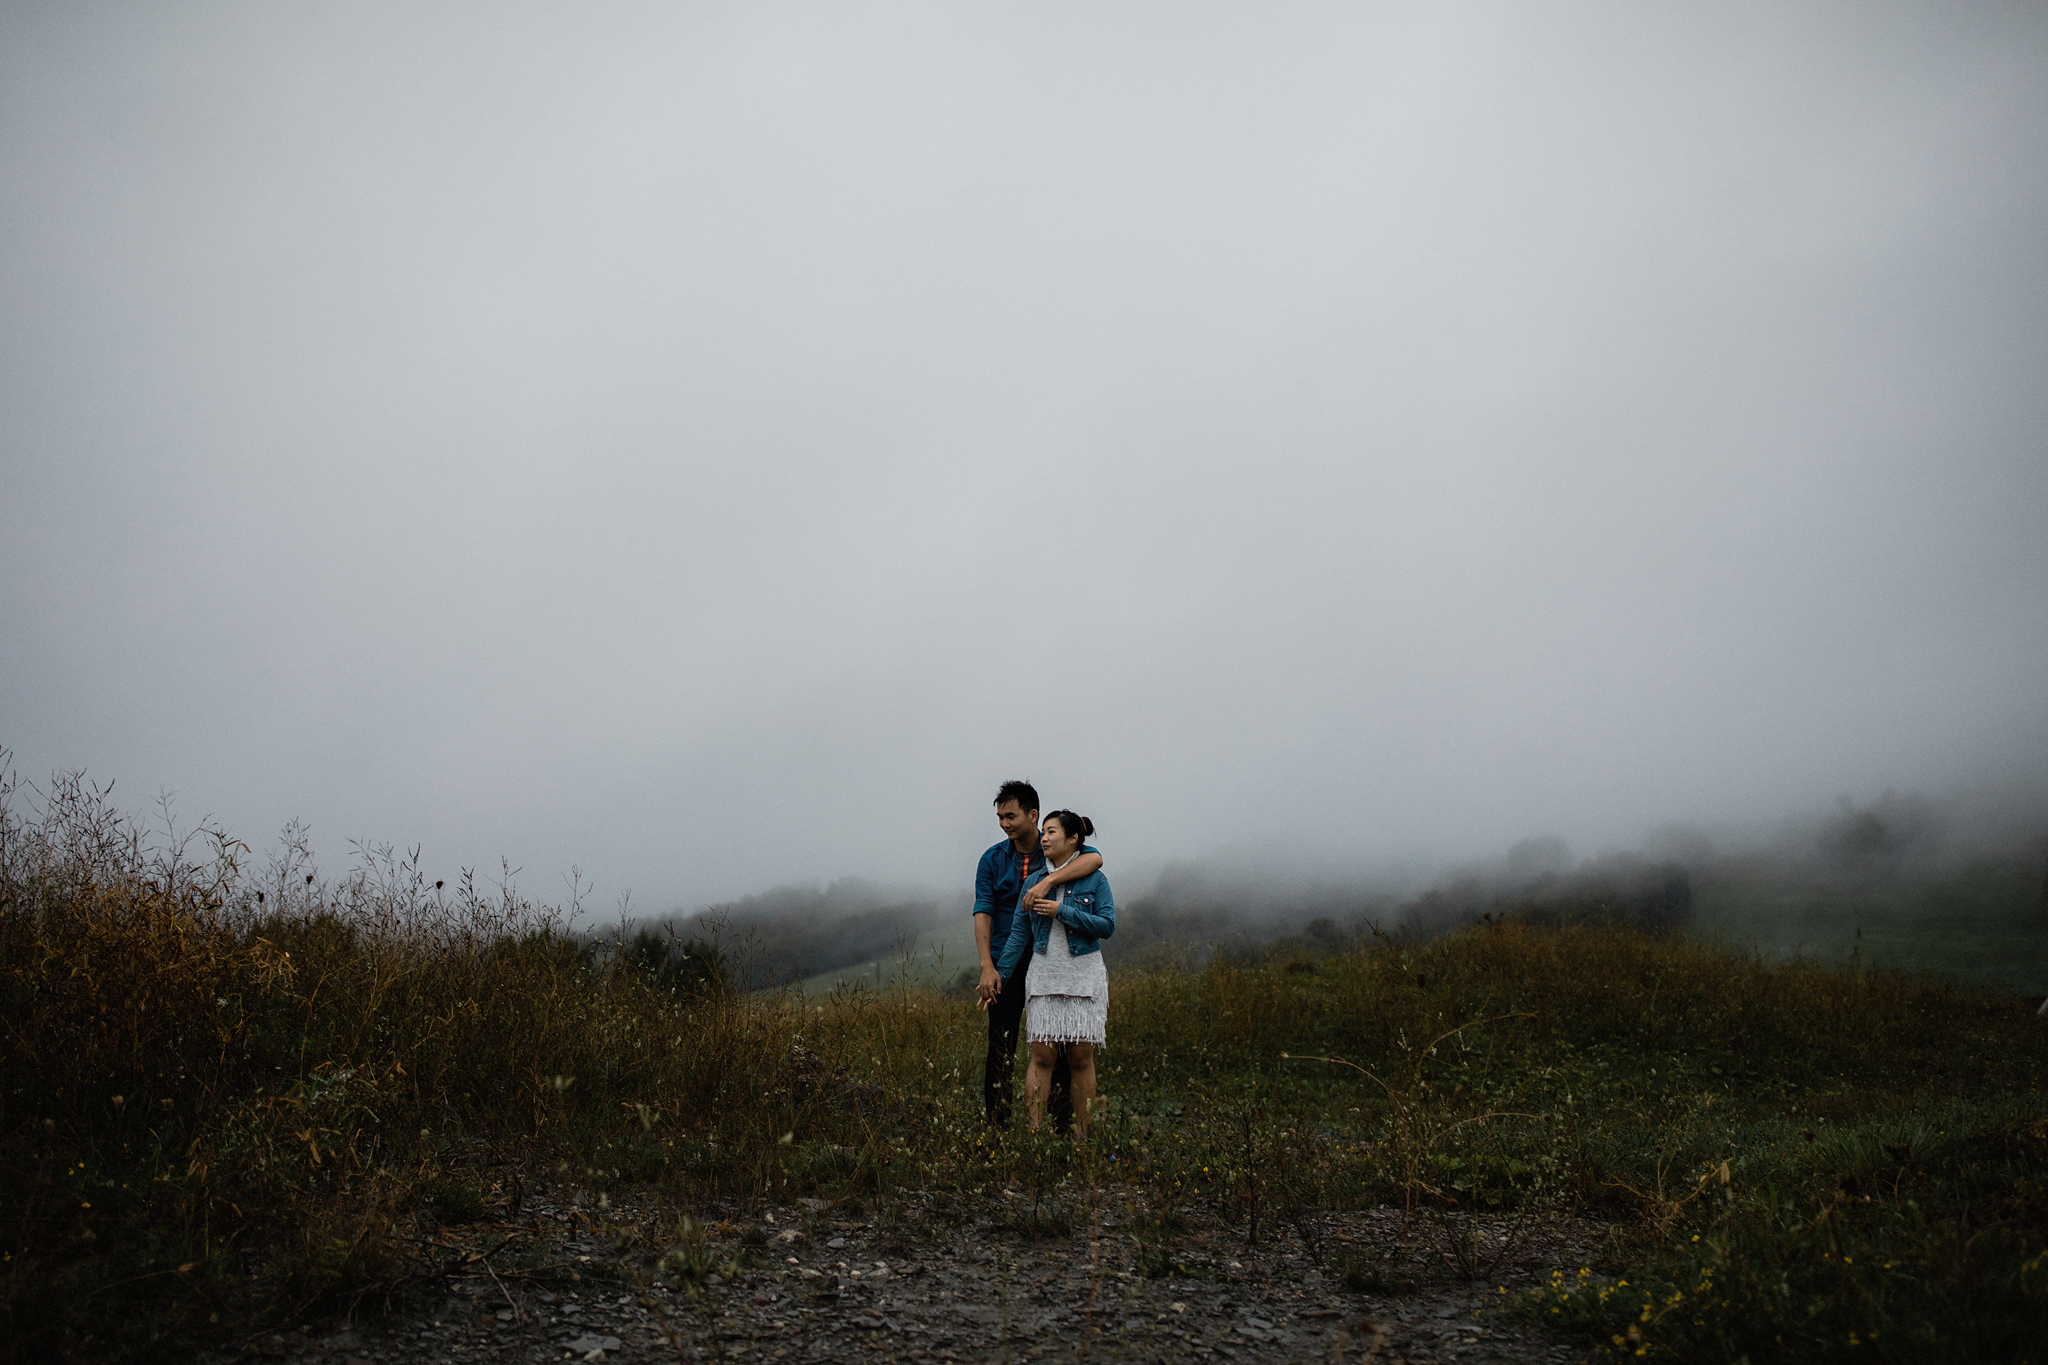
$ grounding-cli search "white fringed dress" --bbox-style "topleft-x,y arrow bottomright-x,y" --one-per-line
1026,888 -> 1109,1048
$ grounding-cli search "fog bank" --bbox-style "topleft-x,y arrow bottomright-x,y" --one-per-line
5,3 -> 2046,908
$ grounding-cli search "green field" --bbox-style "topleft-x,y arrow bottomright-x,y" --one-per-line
1692,858 -> 2048,996
785,916 -> 978,997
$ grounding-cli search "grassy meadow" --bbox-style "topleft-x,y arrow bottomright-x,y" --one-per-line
4,774 -> 2046,1363
1690,857 -> 2048,996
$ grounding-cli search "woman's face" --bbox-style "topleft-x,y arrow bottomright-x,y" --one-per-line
1041,817 -> 1078,861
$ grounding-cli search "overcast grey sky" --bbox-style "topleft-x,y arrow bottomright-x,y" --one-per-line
4,2 -> 2045,907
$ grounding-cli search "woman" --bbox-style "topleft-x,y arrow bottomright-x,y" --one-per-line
989,810 -> 1113,1139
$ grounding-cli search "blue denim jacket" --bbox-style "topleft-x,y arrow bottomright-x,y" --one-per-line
994,867 -> 1114,983
972,840 -> 1100,947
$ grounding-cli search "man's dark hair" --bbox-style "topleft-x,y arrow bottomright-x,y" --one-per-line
994,780 -> 1040,814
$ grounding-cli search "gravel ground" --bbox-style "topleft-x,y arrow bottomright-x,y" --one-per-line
200,1181 -> 1603,1365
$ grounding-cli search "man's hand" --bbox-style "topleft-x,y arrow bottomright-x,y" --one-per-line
978,964 -> 1001,1002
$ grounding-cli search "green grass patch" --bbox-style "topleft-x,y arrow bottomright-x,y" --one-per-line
1692,857 -> 2047,995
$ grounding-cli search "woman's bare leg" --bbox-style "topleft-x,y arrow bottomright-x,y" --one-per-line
1067,1041 -> 1096,1141
1024,1042 -> 1056,1132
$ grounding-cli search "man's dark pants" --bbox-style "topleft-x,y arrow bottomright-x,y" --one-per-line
984,948 -> 1072,1132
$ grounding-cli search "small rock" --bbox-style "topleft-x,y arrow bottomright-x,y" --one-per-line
827,1237 -> 848,1249
563,1333 -> 623,1354
775,1229 -> 804,1243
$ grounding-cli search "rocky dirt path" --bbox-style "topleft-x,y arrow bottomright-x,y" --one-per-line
202,1180 -> 1604,1364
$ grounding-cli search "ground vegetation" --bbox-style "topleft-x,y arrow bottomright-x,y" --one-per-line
3,772 -> 2043,1362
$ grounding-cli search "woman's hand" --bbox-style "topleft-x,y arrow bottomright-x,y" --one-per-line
1030,889 -> 1060,917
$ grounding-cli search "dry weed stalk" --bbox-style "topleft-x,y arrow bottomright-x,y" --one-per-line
1285,1011 -> 1547,1282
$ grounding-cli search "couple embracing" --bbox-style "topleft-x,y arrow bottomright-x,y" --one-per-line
971,780 -> 1115,1141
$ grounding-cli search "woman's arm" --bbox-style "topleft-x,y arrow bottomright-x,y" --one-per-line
1058,881 -> 1115,940
1022,849 -> 1103,912
993,893 -> 1037,983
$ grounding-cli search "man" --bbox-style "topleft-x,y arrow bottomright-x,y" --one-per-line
972,780 -> 1103,1130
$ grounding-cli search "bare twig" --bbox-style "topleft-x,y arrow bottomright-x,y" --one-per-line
483,1256 -> 524,1323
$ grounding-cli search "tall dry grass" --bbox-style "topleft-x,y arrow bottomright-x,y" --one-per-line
0,772 -> 845,1356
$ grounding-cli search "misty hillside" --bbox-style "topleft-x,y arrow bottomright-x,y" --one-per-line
632,792 -> 2048,997
632,879 -> 953,990
1119,794 -> 2047,991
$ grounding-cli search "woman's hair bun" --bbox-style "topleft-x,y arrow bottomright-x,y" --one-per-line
1046,809 -> 1094,841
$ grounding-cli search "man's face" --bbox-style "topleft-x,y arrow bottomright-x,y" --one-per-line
996,800 -> 1039,846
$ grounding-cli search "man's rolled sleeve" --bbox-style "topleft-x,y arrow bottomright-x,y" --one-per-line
973,846 -> 998,919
